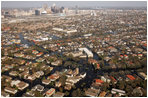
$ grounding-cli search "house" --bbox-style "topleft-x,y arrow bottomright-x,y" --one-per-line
32,50 -> 39,54
110,76 -> 117,83
66,69 -> 73,74
126,75 -> 135,80
19,71 -> 29,79
91,82 -> 101,90
45,88 -> 55,97
36,84 -> 44,92
22,93 -> 34,97
36,52 -> 43,57
14,53 -> 24,57
27,75 -> 36,81
124,55 -> 128,59
132,87 -> 143,96
138,72 -> 147,80
66,76 -> 81,84
42,79 -> 51,85
16,81 -> 29,90
20,60 -> 26,65
111,88 -> 126,96
36,58 -> 45,62
70,51 -> 83,57
19,66 -> 27,71
41,88 -> 49,96
95,79 -> 104,85
85,88 -> 100,97
97,50 -> 104,55
104,56 -> 111,62
11,80 -> 21,87
2,75 -> 12,82
79,54 -> 87,58
64,84 -> 72,90
79,72 -> 86,78
51,60 -> 62,66
4,87 -> 18,94
9,71 -> 18,77
34,72 -> 41,78
88,59 -> 98,65
47,74 -> 59,81
26,90 -> 35,96
53,92 -> 64,97
65,81 -> 74,86
101,76 -> 111,83
79,48 -> 93,58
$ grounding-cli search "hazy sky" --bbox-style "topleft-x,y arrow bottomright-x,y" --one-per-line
1,1 -> 147,8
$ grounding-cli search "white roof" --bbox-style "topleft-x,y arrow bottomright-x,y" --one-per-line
42,11 -> 47,14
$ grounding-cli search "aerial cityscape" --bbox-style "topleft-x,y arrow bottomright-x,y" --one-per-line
1,1 -> 147,97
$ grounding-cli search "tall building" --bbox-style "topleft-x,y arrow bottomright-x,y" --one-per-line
60,6 -> 64,13
51,3 -> 56,13
75,5 -> 78,14
35,10 -> 40,15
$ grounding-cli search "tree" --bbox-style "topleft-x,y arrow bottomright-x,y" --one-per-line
64,61 -> 72,67
125,85 -> 133,96
65,91 -> 70,96
118,81 -> 125,90
59,74 -> 67,86
72,88 -> 84,97
42,76 -> 45,80
26,89 -> 30,92
59,87 -> 63,92
102,82 -> 109,91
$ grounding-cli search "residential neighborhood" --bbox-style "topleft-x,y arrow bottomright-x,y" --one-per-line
1,1 -> 147,97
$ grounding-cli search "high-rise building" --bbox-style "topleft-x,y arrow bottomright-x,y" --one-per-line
60,6 -> 64,13
35,10 -> 40,15
75,5 -> 78,14
51,3 -> 56,13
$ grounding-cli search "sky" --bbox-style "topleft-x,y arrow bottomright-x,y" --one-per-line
1,1 -> 147,8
